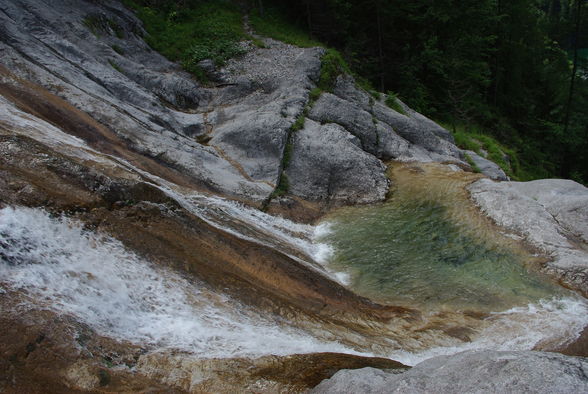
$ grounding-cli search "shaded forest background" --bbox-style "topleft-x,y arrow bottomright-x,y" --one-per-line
126,0 -> 588,183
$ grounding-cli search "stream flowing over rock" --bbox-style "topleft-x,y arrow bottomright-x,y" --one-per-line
1,0 -> 587,392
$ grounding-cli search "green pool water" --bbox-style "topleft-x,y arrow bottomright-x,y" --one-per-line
317,164 -> 564,312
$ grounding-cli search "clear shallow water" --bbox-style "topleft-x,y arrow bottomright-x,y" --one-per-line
316,163 -> 567,312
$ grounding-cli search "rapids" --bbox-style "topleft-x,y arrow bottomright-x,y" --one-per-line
0,206 -> 357,358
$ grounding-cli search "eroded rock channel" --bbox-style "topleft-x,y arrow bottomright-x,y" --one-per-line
1,0 -> 587,392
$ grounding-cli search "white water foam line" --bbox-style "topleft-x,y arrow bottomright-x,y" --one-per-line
389,296 -> 588,366
157,185 -> 351,285
0,206 -> 359,358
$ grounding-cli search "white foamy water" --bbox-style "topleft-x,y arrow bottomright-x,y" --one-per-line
0,206 -> 357,358
157,186 -> 351,284
389,296 -> 588,366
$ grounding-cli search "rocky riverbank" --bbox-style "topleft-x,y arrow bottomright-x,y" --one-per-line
1,0 -> 587,392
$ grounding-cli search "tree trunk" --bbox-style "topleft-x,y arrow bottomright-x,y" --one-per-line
561,0 -> 583,177
376,1 -> 385,91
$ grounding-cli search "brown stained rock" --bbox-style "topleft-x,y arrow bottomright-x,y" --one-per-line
0,65 -> 205,192
553,325 -> 588,357
0,129 -> 414,327
249,352 -> 407,390
0,306 -> 185,393
134,351 -> 407,393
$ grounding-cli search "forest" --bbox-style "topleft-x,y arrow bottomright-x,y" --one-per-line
126,0 -> 588,183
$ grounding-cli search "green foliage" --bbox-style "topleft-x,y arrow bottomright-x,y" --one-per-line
111,44 -> 124,55
83,15 -> 124,38
272,173 -> 289,198
108,59 -> 122,73
464,153 -> 481,173
125,1 -> 246,80
246,34 -> 267,48
83,15 -> 103,37
291,115 -> 305,132
446,123 -> 521,179
385,91 -> 406,115
249,7 -> 322,48
108,20 -> 125,39
319,49 -> 350,92
309,87 -> 322,103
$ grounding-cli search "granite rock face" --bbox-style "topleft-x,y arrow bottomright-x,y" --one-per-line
312,350 -> 588,394
0,0 -> 488,206
286,119 -> 389,204
468,178 -> 588,295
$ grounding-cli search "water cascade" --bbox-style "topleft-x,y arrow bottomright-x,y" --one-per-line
0,206 -> 356,358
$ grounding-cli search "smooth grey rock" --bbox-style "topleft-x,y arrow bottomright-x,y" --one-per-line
0,0 -> 314,202
0,0 -> 478,206
286,119 -> 389,204
464,150 -> 508,181
312,350 -> 588,394
375,121 -> 411,160
469,178 -> 588,294
372,101 -> 460,159
308,93 -> 379,155
332,74 -> 372,112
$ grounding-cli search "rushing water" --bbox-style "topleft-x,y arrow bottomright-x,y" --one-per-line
315,163 -> 568,312
0,206 -> 357,358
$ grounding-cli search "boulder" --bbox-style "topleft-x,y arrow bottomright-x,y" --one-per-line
464,150 -> 508,181
308,93 -> 379,154
311,350 -> 588,393
371,101 -> 460,159
286,119 -> 389,204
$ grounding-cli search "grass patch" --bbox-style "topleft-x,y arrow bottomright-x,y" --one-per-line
83,15 -> 103,37
385,91 -> 406,115
249,7 -> 322,48
444,122 -> 520,179
319,49 -> 350,92
108,20 -> 125,38
124,1 -> 246,80
271,173 -> 289,198
291,115 -> 305,132
111,44 -> 124,55
245,34 -> 267,48
464,153 -> 481,173
83,15 -> 124,38
309,87 -> 322,103
108,59 -> 122,73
